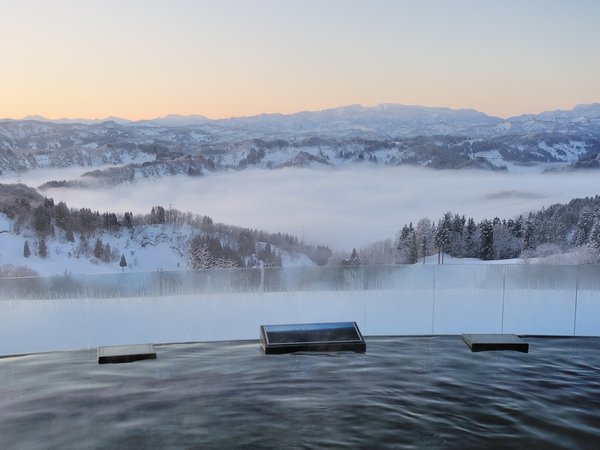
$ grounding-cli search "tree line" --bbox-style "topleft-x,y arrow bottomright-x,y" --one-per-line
1,187 -> 332,268
358,195 -> 600,265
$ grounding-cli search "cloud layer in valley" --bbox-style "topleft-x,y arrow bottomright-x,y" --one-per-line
16,166 -> 600,249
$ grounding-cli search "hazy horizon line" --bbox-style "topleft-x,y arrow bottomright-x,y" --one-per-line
3,101 -> 599,124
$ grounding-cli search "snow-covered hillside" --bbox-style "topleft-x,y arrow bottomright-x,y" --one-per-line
2,103 -> 600,184
0,213 -> 316,276
27,132 -> 600,189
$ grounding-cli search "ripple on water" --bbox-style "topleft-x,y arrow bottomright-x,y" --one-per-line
0,336 -> 599,449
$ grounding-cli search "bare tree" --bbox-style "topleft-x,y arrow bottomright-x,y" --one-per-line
188,242 -> 213,270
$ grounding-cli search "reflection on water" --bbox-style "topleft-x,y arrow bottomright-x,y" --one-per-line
1,337 -> 599,449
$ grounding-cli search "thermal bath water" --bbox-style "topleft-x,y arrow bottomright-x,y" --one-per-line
1,336 -> 599,449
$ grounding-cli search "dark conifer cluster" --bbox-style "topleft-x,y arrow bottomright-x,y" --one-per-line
394,196 -> 600,263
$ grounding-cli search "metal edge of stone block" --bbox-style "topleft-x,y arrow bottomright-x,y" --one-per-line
97,344 -> 157,364
461,334 -> 529,353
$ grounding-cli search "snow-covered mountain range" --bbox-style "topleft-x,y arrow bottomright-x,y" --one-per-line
4,103 -> 600,137
1,103 -> 600,186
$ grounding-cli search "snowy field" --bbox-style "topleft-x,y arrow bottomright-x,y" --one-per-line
1,264 -> 599,355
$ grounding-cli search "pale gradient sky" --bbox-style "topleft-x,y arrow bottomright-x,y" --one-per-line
1,0 -> 599,120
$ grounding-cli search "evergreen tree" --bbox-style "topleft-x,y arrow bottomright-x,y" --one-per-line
77,208 -> 98,236
396,223 -> 418,263
589,219 -> 600,250
434,213 -> 452,263
573,207 -> 596,246
523,220 -> 536,251
341,248 -> 360,266
479,220 -> 494,260
23,240 -> 31,258
511,215 -> 524,238
123,212 -> 134,229
348,248 -> 360,265
38,239 -> 48,258
93,238 -> 104,259
449,214 -> 466,257
32,205 -> 53,237
150,206 -> 166,224
408,232 -> 418,264
119,254 -> 127,272
55,201 -> 71,230
103,213 -> 119,233
464,218 -> 478,257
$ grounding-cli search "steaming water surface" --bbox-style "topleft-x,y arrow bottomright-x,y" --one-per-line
1,336 -> 599,449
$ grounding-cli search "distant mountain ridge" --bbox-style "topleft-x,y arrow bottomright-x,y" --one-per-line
3,103 -> 600,137
1,103 -> 600,180
208,104 -> 499,137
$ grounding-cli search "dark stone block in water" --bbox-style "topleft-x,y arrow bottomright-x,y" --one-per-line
260,322 -> 366,354
462,334 -> 529,353
98,344 -> 157,364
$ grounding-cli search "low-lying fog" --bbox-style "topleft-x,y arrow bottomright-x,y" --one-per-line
4,166 -> 600,249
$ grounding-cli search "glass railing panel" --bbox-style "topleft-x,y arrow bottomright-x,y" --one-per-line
503,265 -> 578,335
1,264 -> 599,356
433,265 -> 505,334
364,265 -> 434,336
574,265 -> 600,336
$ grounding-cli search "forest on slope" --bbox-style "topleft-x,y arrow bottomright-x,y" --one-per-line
357,196 -> 600,265
2,183 -> 600,278
0,183 -> 332,276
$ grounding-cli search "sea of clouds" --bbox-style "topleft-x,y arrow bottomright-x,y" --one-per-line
5,165 -> 600,249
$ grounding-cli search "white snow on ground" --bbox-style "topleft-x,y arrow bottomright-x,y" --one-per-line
416,248 -> 598,265
538,140 -> 587,163
0,221 -> 185,276
420,253 -> 522,265
280,251 -> 315,267
473,150 -> 507,168
0,214 -> 315,276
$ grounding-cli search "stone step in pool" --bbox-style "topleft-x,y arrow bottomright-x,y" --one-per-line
461,334 -> 529,353
260,322 -> 366,354
97,343 -> 157,364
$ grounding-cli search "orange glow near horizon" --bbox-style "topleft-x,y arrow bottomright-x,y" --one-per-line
1,1 -> 599,121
